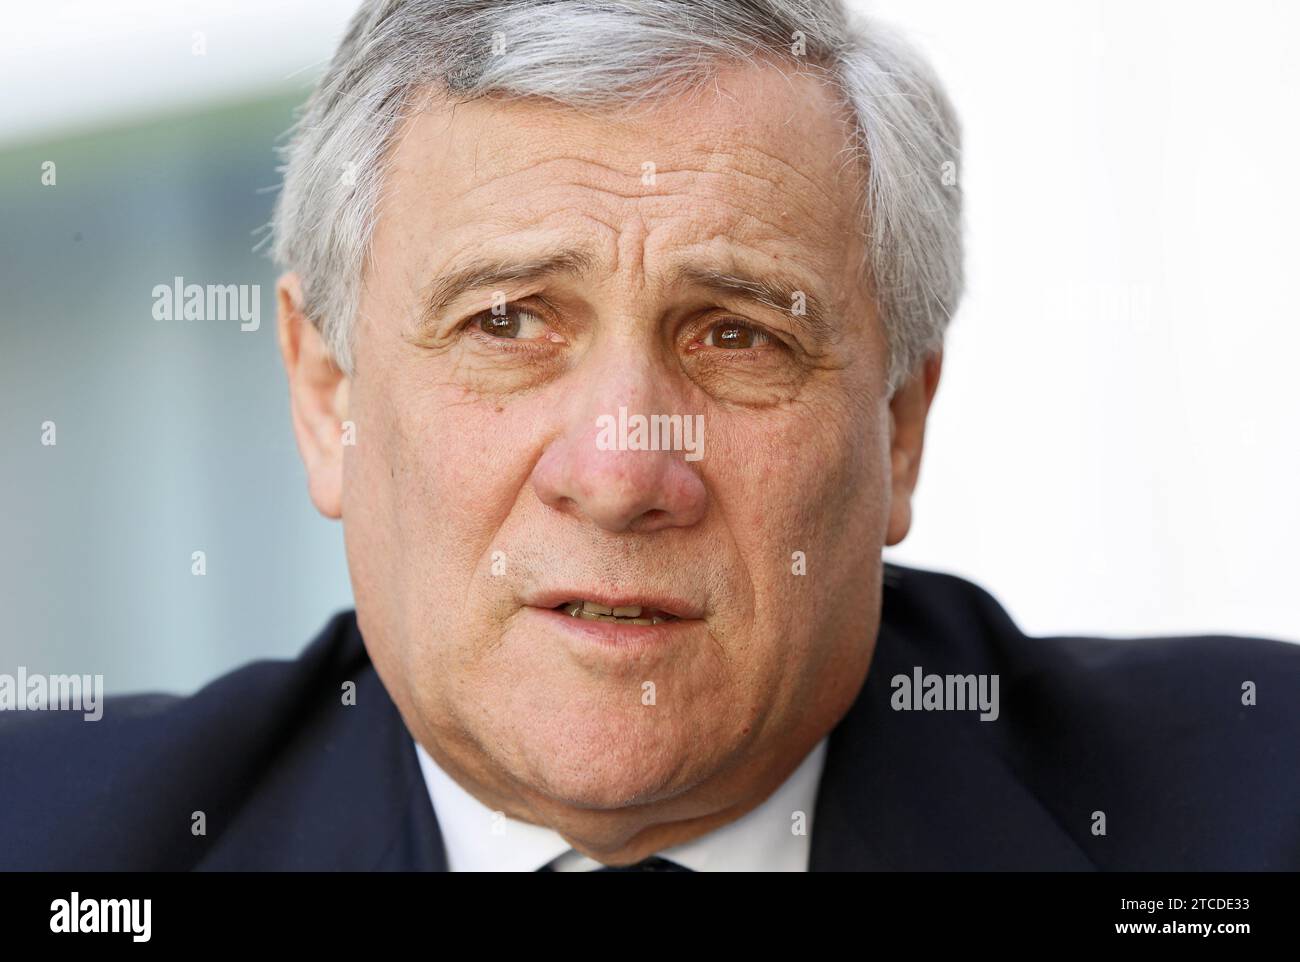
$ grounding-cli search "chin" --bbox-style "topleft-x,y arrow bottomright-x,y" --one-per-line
506,703 -> 724,811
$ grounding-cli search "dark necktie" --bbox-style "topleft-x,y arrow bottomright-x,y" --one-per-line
595,856 -> 693,872
538,855 -> 694,872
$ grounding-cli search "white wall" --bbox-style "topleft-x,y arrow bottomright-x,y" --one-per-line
869,0 -> 1300,642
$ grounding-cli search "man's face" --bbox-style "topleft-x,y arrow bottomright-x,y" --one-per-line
281,61 -> 937,856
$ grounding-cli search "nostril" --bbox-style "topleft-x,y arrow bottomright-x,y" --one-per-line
632,508 -> 670,530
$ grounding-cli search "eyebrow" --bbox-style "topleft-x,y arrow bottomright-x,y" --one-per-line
416,248 -> 837,347
665,264 -> 837,349
417,248 -> 598,326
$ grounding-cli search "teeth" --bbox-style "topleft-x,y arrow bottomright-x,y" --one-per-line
561,601 -> 674,624
578,612 -> 656,625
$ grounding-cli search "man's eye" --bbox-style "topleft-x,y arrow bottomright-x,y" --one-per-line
703,321 -> 770,349
474,307 -> 547,339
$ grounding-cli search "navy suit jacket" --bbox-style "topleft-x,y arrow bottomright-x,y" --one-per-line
2,563 -> 1297,870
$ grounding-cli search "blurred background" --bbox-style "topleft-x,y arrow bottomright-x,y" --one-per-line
2,0 -> 1297,695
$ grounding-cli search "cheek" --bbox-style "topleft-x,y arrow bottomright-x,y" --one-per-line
357,378 -> 528,539
342,377 -> 531,652
705,390 -> 888,691
715,392 -> 888,576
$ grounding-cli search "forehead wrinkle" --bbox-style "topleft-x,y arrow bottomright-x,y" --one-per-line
732,142 -> 856,217
435,178 -> 831,283
571,172 -> 837,254
403,106 -> 851,230
422,191 -> 848,308
449,151 -> 820,220
392,69 -> 860,236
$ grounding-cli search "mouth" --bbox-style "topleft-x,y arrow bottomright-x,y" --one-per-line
550,601 -> 680,626
522,592 -> 703,654
527,589 -> 701,619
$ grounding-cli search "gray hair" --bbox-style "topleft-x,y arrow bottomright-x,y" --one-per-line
269,0 -> 962,394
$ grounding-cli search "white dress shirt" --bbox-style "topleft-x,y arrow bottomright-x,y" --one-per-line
414,735 -> 829,871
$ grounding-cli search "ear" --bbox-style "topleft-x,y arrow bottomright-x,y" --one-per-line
885,350 -> 943,547
277,272 -> 348,520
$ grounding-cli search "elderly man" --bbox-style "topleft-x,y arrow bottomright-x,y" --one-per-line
2,0 -> 1297,873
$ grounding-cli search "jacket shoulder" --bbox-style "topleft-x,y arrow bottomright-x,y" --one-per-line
0,610 -> 364,870
880,562 -> 1300,868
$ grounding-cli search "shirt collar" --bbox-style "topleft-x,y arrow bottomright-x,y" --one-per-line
414,736 -> 828,872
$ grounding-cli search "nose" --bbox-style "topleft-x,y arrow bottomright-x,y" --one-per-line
530,367 -> 708,535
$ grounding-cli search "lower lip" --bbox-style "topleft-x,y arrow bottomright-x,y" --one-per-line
525,606 -> 700,652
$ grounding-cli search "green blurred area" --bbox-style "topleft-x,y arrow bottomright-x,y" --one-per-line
0,89 -> 355,695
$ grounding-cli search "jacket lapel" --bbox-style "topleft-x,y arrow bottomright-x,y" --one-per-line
810,619 -> 1096,870
195,613 -> 449,871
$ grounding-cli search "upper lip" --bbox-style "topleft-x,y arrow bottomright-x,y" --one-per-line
524,589 -> 704,620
